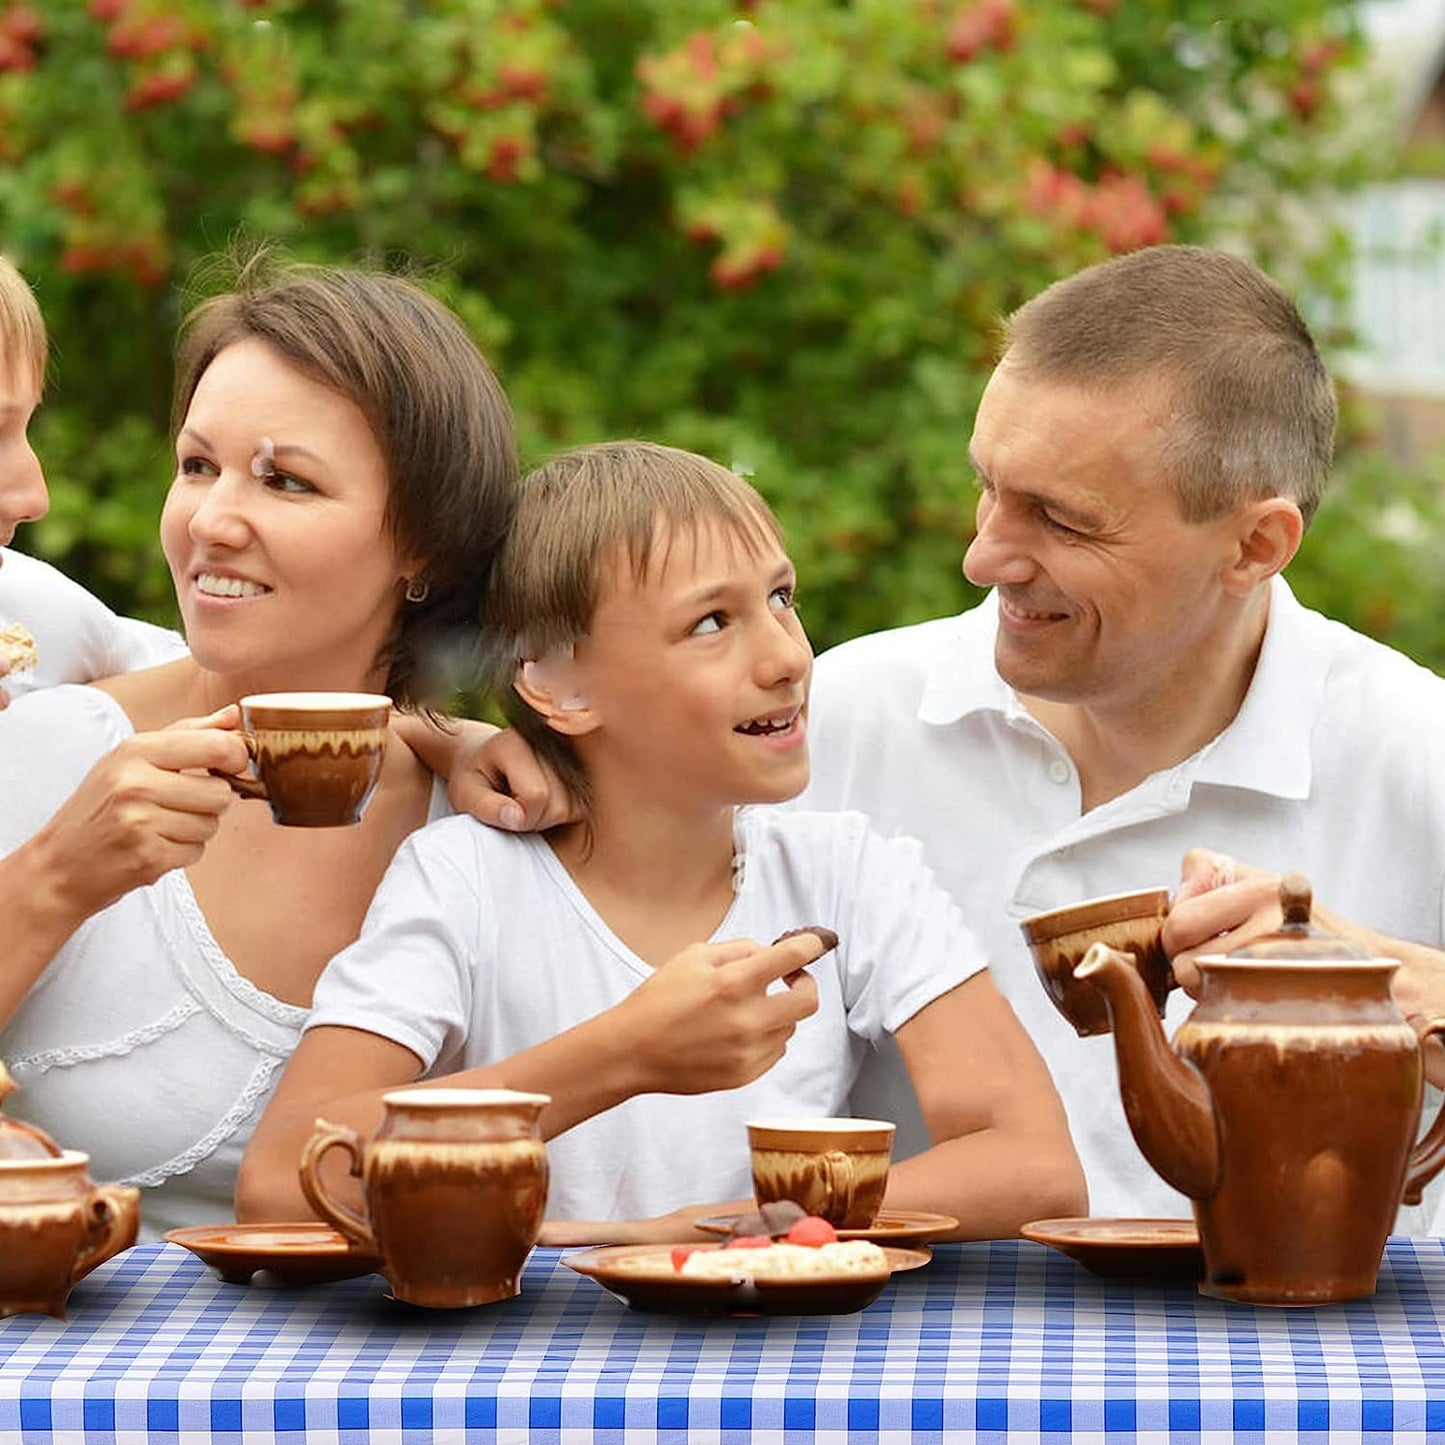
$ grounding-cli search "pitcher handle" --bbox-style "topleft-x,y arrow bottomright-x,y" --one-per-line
1403,1015 -> 1445,1204
820,1149 -> 856,1224
298,1118 -> 377,1252
73,1184 -> 140,1282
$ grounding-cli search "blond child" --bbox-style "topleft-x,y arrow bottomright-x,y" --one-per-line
240,440 -> 1084,1240
0,256 -> 185,702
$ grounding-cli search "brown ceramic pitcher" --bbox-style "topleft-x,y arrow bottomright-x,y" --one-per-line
299,1088 -> 550,1308
1077,875 -> 1445,1306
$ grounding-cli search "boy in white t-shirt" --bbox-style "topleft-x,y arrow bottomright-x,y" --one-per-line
0,256 -> 186,703
239,440 -> 1084,1240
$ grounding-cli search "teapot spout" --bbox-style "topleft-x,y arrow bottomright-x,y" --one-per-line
1076,942 -> 1222,1202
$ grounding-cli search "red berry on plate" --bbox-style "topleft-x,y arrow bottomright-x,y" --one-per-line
671,1246 -> 698,1271
786,1216 -> 839,1247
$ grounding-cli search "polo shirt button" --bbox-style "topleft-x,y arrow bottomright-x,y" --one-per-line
1048,760 -> 1071,784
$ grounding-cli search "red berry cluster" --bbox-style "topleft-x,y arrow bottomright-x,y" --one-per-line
945,0 -> 1014,64
0,5 -> 42,73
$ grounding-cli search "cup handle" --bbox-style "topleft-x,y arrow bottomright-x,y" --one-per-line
210,732 -> 268,800
299,1118 -> 378,1252
72,1184 -> 141,1282
820,1150 -> 856,1222
1403,1015 -> 1445,1203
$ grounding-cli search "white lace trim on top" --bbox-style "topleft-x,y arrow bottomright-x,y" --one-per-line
156,875 -> 308,1053
119,1053 -> 286,1188
8,998 -> 201,1073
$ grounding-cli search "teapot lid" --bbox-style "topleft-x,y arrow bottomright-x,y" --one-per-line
1224,874 -> 1372,960
0,1062 -> 63,1160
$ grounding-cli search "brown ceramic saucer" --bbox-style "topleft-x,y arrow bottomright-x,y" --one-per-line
563,1243 -> 930,1316
692,1208 -> 958,1247
1020,1217 -> 1204,1282
163,1223 -> 383,1288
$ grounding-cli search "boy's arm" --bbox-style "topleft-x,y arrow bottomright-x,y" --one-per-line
236,934 -> 827,1223
391,714 -> 578,832
884,972 -> 1087,1239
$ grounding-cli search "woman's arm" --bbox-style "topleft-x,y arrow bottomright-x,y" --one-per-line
885,972 -> 1087,1239
236,932 -> 827,1222
0,710 -> 247,1029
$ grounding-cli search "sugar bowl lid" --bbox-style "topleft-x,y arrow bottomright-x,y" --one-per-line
1223,874 -> 1371,961
0,1062 -> 63,1160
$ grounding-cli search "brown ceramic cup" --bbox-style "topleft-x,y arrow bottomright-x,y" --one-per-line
224,692 -> 391,828
746,1117 -> 895,1229
1020,887 -> 1173,1037
299,1088 -> 550,1308
0,1151 -> 139,1319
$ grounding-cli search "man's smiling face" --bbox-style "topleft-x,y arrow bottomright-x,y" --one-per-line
962,358 -> 1248,716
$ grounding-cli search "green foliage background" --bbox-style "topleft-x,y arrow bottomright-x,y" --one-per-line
2,0 -> 1442,670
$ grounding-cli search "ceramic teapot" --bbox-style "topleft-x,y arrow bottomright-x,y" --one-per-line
1076,875 -> 1445,1306
0,1063 -> 140,1318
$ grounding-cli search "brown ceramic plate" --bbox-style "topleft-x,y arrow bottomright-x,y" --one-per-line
563,1242 -> 931,1316
163,1223 -> 383,1287
692,1209 -> 959,1246
1020,1217 -> 1204,1282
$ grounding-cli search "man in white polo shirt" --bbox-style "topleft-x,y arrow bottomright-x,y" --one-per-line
803,245 -> 1445,1232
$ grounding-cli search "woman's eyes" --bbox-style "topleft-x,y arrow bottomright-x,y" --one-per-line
177,456 -> 313,493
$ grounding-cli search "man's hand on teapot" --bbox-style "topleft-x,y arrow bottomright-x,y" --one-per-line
1164,849 -> 1286,994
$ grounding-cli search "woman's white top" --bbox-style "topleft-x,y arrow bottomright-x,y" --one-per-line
0,684 -> 446,1239
307,808 -> 989,1222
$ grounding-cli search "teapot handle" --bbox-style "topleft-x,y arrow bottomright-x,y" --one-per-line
1402,1015 -> 1445,1205
298,1118 -> 378,1253
72,1184 -> 141,1282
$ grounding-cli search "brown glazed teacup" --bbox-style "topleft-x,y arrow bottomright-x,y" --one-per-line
1020,887 -> 1173,1037
226,692 -> 391,828
747,1117 -> 895,1229
0,1151 -> 140,1319
299,1088 -> 550,1308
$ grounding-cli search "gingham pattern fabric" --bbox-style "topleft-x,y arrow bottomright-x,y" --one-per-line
0,1237 -> 1442,1444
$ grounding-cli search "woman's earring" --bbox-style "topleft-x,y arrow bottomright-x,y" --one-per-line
404,577 -> 430,604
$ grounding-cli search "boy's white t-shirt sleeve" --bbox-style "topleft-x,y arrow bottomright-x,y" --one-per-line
305,819 -> 484,1070
827,815 -> 989,1040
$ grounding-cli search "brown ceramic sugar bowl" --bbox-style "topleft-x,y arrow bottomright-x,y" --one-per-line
0,1152 -> 140,1318
231,692 -> 392,827
300,1088 -> 550,1308
1020,887 -> 1172,1037
747,1117 -> 895,1230
0,1066 -> 139,1319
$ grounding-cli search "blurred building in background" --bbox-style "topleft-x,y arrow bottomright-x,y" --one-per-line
1347,1 -> 1445,465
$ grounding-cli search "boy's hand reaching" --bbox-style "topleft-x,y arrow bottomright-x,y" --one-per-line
619,932 -> 828,1096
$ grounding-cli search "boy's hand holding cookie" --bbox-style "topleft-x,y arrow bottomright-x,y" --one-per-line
620,931 -> 832,1096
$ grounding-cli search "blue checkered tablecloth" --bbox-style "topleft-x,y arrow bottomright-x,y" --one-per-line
0,1237 -> 1442,1444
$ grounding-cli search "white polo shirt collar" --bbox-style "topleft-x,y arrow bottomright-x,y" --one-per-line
915,576 -> 1321,804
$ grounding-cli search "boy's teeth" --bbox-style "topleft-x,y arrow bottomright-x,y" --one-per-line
197,573 -> 266,598
741,716 -> 792,736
